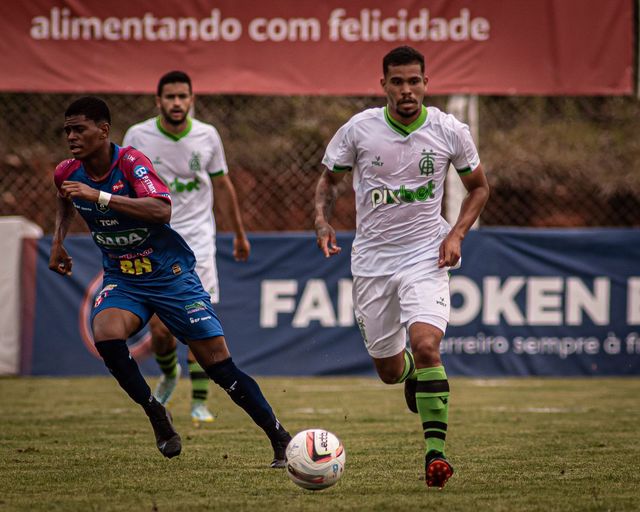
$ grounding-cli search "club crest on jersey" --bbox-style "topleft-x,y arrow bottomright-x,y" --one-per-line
419,149 -> 436,177
96,203 -> 110,214
189,152 -> 202,171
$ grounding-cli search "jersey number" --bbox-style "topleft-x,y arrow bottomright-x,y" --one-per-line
120,257 -> 152,275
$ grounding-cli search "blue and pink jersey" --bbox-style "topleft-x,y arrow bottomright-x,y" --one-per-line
54,144 -> 196,281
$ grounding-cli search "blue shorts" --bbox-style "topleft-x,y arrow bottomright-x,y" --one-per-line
91,269 -> 224,343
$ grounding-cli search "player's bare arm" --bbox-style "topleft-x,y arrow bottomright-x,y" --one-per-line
212,174 -> 250,261
438,164 -> 490,268
314,169 -> 344,258
49,194 -> 76,276
60,180 -> 171,224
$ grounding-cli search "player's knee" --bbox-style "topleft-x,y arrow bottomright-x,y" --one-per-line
149,317 -> 175,353
412,342 -> 442,367
203,357 -> 235,387
93,309 -> 139,342
376,366 -> 402,385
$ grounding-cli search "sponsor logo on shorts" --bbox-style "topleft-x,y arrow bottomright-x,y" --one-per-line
190,315 -> 212,324
356,316 -> 368,342
172,263 -> 182,275
436,296 -> 448,307
94,284 -> 117,308
184,301 -> 206,314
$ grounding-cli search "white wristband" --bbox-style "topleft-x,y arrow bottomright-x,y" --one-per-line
97,191 -> 112,206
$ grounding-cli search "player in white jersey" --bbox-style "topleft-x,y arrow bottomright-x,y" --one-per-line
314,46 -> 489,489
123,71 -> 250,425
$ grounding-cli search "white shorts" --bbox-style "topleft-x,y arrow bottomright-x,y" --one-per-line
195,254 -> 219,304
352,259 -> 451,359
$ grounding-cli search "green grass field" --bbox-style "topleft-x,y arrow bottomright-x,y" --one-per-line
1,376 -> 639,511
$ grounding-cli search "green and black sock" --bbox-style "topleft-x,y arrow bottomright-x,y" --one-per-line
155,348 -> 178,378
415,365 -> 450,455
396,348 -> 416,383
189,360 -> 209,403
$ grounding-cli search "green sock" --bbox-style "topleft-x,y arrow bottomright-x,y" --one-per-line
415,366 -> 450,455
155,348 -> 178,378
395,348 -> 416,383
189,361 -> 209,403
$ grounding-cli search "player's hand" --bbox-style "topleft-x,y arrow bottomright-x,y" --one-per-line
60,181 -> 100,202
315,220 -> 341,258
233,235 -> 250,262
49,243 -> 73,276
438,231 -> 462,268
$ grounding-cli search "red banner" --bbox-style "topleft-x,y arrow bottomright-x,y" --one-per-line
0,1 -> 633,95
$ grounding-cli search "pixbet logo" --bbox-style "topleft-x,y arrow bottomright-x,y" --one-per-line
169,176 -> 201,193
370,181 -> 435,208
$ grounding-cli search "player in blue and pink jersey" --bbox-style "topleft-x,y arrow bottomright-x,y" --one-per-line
49,96 -> 291,465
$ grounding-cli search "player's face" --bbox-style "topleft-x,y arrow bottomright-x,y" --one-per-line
63,115 -> 109,159
381,63 -> 428,122
157,82 -> 193,126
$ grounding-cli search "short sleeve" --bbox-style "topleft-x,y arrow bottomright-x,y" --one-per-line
322,122 -> 356,173
448,118 -> 480,176
207,126 -> 229,178
53,159 -> 78,190
120,148 -> 171,203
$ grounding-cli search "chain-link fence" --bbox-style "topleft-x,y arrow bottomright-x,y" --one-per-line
1,93 -> 639,233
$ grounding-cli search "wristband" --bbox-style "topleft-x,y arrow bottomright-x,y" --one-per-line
97,191 -> 112,206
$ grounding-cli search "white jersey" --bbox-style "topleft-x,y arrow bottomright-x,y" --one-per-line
322,106 -> 480,277
123,117 -> 228,264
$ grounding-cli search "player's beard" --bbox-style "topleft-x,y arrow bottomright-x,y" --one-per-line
160,107 -> 187,126
395,101 -> 420,118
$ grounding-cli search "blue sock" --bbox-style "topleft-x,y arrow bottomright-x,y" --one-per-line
205,358 -> 281,438
95,340 -> 152,406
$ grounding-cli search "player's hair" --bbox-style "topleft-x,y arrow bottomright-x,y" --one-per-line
382,46 -> 425,76
157,70 -> 192,96
64,96 -> 111,124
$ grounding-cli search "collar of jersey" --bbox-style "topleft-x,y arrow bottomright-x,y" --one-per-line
81,143 -> 120,182
384,105 -> 427,137
156,116 -> 193,141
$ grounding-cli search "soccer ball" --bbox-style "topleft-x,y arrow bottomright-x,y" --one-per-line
285,429 -> 346,490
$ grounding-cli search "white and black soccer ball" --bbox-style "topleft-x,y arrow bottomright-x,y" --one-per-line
285,429 -> 346,491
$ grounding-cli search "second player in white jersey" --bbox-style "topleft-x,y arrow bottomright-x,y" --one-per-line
322,105 -> 480,277
123,117 -> 227,300
122,71 -> 251,427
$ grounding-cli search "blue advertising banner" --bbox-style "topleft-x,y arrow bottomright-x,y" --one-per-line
22,229 -> 640,376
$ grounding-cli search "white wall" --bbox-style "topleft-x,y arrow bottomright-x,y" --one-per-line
0,216 -> 42,375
